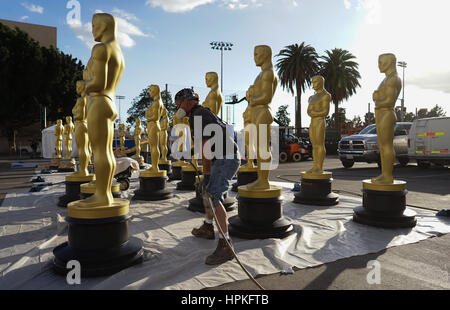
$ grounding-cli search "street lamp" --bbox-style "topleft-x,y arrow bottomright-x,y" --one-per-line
116,95 -> 125,124
398,61 -> 407,122
210,41 -> 233,120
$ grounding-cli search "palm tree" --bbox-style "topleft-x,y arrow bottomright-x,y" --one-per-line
276,43 -> 320,130
319,48 -> 361,131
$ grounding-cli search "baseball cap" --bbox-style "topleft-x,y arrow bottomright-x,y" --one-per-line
175,88 -> 199,103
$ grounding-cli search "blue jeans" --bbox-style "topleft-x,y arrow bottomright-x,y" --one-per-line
205,155 -> 240,206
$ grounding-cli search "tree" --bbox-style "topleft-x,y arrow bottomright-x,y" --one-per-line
275,105 -> 291,127
395,107 -> 416,122
351,115 -> 363,128
326,107 -> 348,129
319,48 -> 361,131
126,88 -> 176,128
0,22 -> 84,145
162,89 -> 177,127
416,105 -> 446,120
364,112 -> 375,124
127,88 -> 152,127
276,43 -> 320,130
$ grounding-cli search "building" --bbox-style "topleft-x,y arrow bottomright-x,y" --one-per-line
0,19 -> 57,155
0,18 -> 57,48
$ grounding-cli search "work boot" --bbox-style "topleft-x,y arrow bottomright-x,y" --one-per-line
205,238 -> 234,265
192,221 -> 215,240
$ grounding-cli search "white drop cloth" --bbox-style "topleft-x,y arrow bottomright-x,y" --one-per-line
0,172 -> 449,290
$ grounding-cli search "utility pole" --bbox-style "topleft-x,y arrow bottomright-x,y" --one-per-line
398,61 -> 407,122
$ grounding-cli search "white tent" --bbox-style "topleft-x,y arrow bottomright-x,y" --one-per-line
41,125 -> 78,159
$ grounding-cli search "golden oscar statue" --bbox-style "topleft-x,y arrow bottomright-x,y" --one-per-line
144,85 -> 164,176
55,119 -> 64,158
133,85 -> 173,201
132,118 -> 145,168
170,113 -> 189,180
229,45 -> 293,239
53,13 -> 143,277
58,116 -> 76,172
202,72 -> 223,116
293,76 -> 339,206
70,78 -> 94,180
58,80 -> 95,208
231,86 -> 258,193
353,53 -> 416,228
116,123 -> 126,157
158,106 -> 172,174
50,119 -> 65,169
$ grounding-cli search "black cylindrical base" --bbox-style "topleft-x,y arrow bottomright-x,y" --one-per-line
58,168 -> 75,173
229,196 -> 295,239
52,215 -> 144,277
353,188 -> 417,228
80,190 -> 121,200
133,176 -> 173,201
176,170 -> 197,191
159,164 -> 172,176
293,178 -> 339,206
188,189 -> 236,213
169,166 -> 182,181
231,171 -> 257,193
58,180 -> 91,208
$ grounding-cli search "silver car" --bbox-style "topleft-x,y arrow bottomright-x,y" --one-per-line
338,122 -> 412,168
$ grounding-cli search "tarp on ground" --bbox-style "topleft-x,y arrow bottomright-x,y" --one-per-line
0,172 -> 449,290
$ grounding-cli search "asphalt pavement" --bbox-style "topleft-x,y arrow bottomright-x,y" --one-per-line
271,156 -> 450,211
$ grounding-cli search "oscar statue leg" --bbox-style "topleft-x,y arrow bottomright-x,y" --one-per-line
78,97 -> 115,207
372,111 -> 395,184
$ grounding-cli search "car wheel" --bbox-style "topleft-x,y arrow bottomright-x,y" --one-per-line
292,153 -> 302,162
417,160 -> 431,169
398,157 -> 409,167
118,178 -> 130,191
279,152 -> 288,163
342,160 -> 354,168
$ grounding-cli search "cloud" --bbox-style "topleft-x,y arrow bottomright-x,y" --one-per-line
112,8 -> 139,21
145,0 -> 215,13
344,0 -> 381,24
20,16 -> 30,20
409,71 -> 450,94
145,0 -> 263,12
21,3 -> 44,14
344,0 -> 352,9
67,10 -> 149,49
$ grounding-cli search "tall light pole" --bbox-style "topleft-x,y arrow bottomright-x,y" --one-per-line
210,41 -> 233,120
398,61 -> 407,122
116,95 -> 125,124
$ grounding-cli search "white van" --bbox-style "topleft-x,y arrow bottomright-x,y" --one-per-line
408,117 -> 450,168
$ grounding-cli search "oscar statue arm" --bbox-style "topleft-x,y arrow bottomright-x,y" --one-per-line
85,44 -> 108,95
374,77 -> 400,109
249,71 -> 275,106
309,94 -> 331,117
146,102 -> 158,122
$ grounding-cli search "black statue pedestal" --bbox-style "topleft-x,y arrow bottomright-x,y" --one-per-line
353,180 -> 417,228
231,166 -> 258,193
229,185 -> 295,239
53,200 -> 143,277
58,174 -> 95,208
133,170 -> 173,201
293,172 -> 339,206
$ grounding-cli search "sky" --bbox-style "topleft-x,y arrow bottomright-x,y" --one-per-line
1,0 -> 450,130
